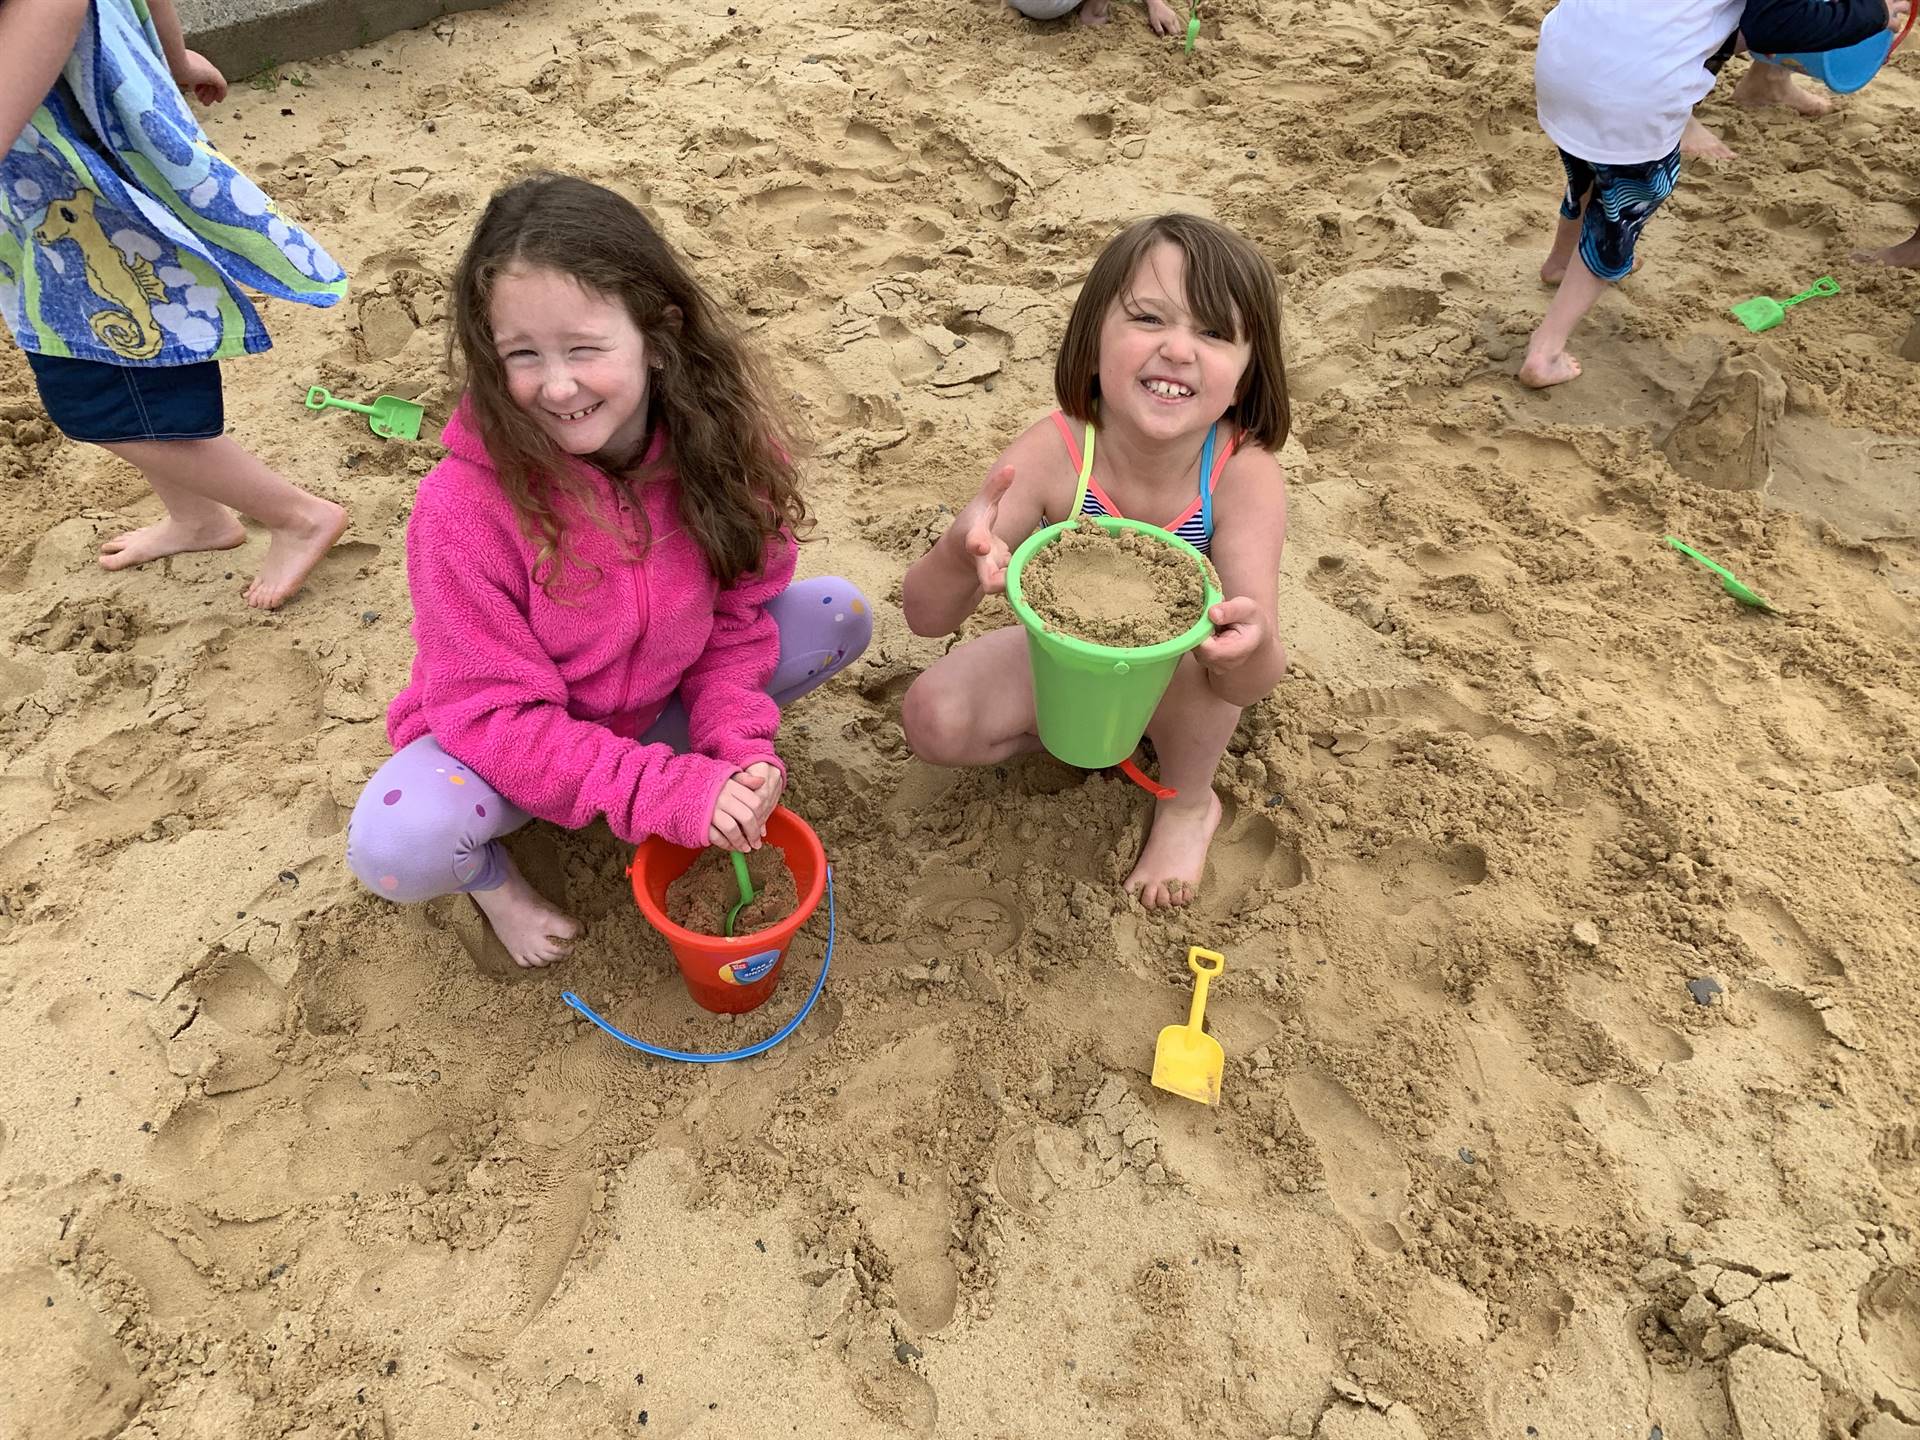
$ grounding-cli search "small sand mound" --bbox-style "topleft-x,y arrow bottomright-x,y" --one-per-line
665,846 -> 800,936
1020,521 -> 1210,649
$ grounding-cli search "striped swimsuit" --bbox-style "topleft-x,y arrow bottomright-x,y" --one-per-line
1049,412 -> 1237,556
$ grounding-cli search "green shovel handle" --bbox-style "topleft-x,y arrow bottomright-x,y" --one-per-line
305,385 -> 376,416
1781,275 -> 1839,309
1664,536 -> 1736,584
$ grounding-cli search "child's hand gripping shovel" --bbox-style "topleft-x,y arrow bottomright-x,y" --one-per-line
304,385 -> 425,441
1152,947 -> 1226,1105
1730,276 -> 1838,334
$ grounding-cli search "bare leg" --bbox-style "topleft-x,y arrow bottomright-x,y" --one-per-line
101,436 -> 348,608
901,627 -> 1046,766
471,851 -> 581,968
1539,212 -> 1583,286
1855,224 -> 1920,268
1733,58 -> 1833,116
1520,249 -> 1609,388
1681,115 -> 1736,161
1126,657 -> 1238,909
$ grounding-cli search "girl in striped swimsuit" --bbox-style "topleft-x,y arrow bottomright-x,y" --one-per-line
901,214 -> 1292,909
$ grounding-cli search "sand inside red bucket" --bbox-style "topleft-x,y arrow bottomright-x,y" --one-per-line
1021,522 -> 1211,648
665,846 -> 801,936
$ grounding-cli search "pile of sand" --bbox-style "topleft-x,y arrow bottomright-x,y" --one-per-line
2,0 -> 1917,1436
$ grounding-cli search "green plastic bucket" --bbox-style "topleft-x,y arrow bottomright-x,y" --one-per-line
1005,516 -> 1221,770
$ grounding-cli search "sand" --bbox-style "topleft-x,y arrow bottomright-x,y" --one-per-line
1,1 -> 1918,1436
1020,520 -> 1211,647
665,846 -> 801,939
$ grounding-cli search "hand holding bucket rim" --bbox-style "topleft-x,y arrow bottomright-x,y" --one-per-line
1759,0 -> 1913,93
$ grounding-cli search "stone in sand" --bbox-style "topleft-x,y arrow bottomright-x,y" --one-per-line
1660,352 -> 1785,493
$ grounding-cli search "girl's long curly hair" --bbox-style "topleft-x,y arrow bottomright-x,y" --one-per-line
449,173 -> 808,591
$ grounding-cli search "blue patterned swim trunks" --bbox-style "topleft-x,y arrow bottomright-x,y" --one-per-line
1556,147 -> 1683,284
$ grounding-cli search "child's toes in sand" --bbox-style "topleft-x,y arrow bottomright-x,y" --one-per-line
1519,348 -> 1582,388
473,856 -> 581,968
1681,115 -> 1735,160
245,498 -> 350,609
1079,0 -> 1111,24
99,512 -> 246,570
1125,791 -> 1222,910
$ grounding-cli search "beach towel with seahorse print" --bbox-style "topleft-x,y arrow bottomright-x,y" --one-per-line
0,0 -> 346,366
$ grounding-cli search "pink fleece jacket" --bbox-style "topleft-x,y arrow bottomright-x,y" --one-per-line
385,400 -> 796,850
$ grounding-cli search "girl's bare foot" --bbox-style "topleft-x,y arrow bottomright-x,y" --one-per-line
1124,790 -> 1222,909
245,498 -> 349,609
99,513 -> 246,571
1079,0 -> 1111,25
1518,347 -> 1582,388
472,856 -> 580,968
1681,115 -> 1736,160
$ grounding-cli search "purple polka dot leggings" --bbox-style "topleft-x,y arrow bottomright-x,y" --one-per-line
346,575 -> 871,903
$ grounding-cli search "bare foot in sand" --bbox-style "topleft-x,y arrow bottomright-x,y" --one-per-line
1854,228 -> 1920,268
1681,115 -> 1736,160
1734,60 -> 1834,116
99,513 -> 246,571
1125,790 -> 1221,909
244,498 -> 349,609
1078,0 -> 1110,23
472,855 -> 581,968
1518,347 -> 1582,388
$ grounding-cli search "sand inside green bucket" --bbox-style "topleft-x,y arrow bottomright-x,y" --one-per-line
1020,522 -> 1211,648
666,846 -> 799,936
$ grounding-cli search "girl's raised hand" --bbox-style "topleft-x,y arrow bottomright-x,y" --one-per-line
1196,597 -> 1266,672
960,464 -> 1016,595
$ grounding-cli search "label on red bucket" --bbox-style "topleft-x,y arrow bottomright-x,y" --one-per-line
720,950 -> 780,986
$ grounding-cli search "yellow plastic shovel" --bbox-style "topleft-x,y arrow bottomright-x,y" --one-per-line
1152,947 -> 1225,1105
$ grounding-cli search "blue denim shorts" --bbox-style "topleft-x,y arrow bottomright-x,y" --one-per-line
23,351 -> 224,444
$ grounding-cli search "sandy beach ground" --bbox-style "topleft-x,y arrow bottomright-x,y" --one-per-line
2,0 -> 1918,1435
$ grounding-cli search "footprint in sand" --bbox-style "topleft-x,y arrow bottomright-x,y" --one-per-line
1373,838 -> 1487,916
906,879 -> 1024,963
1199,796 -> 1305,918
1283,1070 -> 1410,1253
161,952 -> 290,1096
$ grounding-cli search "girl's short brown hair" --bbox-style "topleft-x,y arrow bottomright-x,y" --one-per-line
450,173 -> 808,592
1054,214 -> 1289,450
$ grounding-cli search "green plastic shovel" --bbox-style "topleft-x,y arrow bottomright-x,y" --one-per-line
1664,536 -> 1780,613
1730,275 -> 1838,333
1184,0 -> 1200,52
304,385 -> 424,441
723,851 -> 755,937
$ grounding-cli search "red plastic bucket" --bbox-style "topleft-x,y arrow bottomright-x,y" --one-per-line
628,806 -> 827,1015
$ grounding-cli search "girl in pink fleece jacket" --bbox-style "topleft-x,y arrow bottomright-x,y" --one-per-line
346,175 -> 870,967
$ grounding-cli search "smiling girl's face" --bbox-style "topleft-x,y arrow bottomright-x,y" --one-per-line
489,264 -> 653,463
1095,241 -> 1253,443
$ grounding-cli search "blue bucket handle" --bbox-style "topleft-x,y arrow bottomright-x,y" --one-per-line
562,866 -> 835,1063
